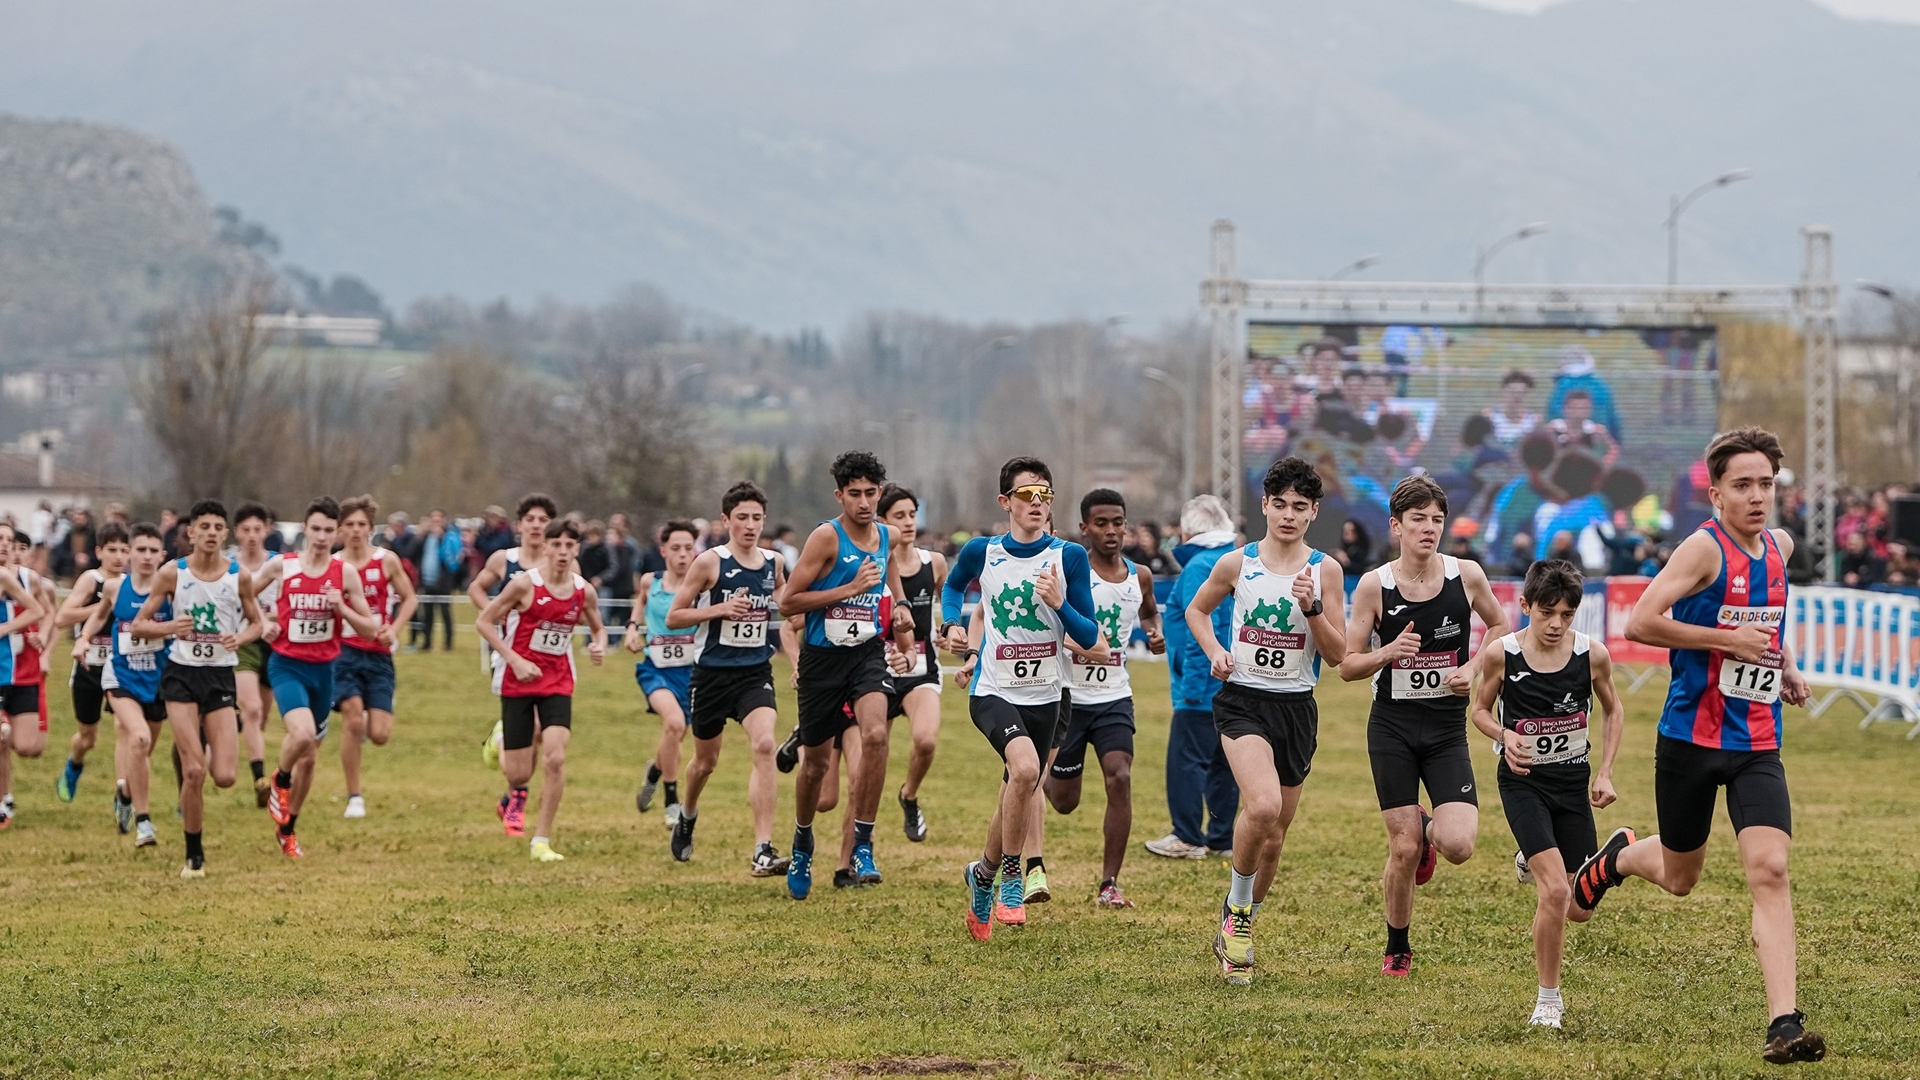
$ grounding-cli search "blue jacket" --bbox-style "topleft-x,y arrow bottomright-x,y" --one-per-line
410,529 -> 466,587
1164,534 -> 1236,712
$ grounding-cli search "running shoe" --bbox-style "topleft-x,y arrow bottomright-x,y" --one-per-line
833,867 -> 859,889
663,803 -> 683,829
750,843 -> 790,877
1762,1011 -> 1827,1065
498,789 -> 528,838
57,759 -> 81,802
134,819 -> 157,848
775,728 -> 801,774
637,764 -> 659,813
1513,849 -> 1533,884
1529,996 -> 1565,1029
851,843 -> 882,886
113,786 -> 132,835
1382,951 -> 1413,978
481,719 -> 502,767
1024,865 -> 1050,904
343,795 -> 366,819
267,775 -> 293,827
1414,805 -> 1437,886
1096,882 -> 1136,909
1213,902 -> 1254,968
253,775 -> 271,808
899,788 -> 927,842
279,831 -> 304,859
1572,826 -> 1637,912
670,812 -> 695,862
530,839 -> 565,863
994,870 -> 1026,926
964,861 -> 994,941
1143,833 -> 1209,860
0,799 -> 12,830
787,847 -> 813,900
1221,957 -> 1253,987
179,856 -> 206,880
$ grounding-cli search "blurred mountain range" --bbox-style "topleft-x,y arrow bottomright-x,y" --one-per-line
2,0 -> 1917,331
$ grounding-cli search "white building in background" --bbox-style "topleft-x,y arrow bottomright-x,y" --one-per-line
0,432 -> 119,525
252,312 -> 383,347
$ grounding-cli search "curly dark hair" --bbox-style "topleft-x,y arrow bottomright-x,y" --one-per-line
1262,457 -> 1324,501
831,450 -> 887,490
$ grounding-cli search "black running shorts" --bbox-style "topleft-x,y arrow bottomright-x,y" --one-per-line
1,683 -> 41,718
71,662 -> 106,726
970,693 -> 1062,761
1497,761 -> 1596,866
158,665 -> 237,715
500,694 -> 572,752
1654,734 -> 1792,854
688,662 -> 777,741
795,640 -> 893,748
107,688 -> 168,724
1050,698 -> 1135,780
1367,704 -> 1479,811
1214,683 -> 1319,788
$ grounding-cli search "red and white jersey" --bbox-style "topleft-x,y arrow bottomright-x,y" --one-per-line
271,552 -> 346,664
343,552 -> 395,654
10,566 -> 44,686
492,568 -> 586,698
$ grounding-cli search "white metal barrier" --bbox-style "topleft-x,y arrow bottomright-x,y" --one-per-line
1786,586 -> 1920,739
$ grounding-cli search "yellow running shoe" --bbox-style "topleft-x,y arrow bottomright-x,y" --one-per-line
530,839 -> 565,863
482,719 -> 503,767
1213,902 -> 1254,968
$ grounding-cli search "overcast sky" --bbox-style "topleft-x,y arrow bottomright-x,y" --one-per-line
1462,0 -> 1920,20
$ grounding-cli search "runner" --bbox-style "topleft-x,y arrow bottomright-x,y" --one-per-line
879,485 -> 947,843
250,497 -> 381,856
231,502 -> 280,807
1572,426 -> 1826,1065
943,456 -> 1108,940
1338,474 -> 1508,977
130,500 -> 268,878
664,482 -> 790,877
468,494 -> 557,765
78,523 -> 169,847
0,525 -> 56,824
333,495 -> 419,820
474,518 -> 605,861
53,523 -> 130,804
779,451 -> 916,899
1045,488 -> 1165,911
1181,459 -> 1346,984
627,520 -> 699,828
1467,559 -> 1624,1027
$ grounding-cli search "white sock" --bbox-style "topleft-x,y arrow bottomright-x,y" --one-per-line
1227,870 -> 1256,909
1537,986 -> 1561,1003
531,835 -> 548,847
1250,900 -> 1264,920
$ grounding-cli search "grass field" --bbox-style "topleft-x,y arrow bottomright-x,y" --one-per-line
3,633 -> 1919,1079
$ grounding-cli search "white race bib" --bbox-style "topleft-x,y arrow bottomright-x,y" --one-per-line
1068,651 -> 1123,691
1391,652 -> 1458,699
289,616 -> 335,644
1511,711 -> 1590,765
118,630 -> 163,656
823,601 -> 880,645
993,641 -> 1059,689
646,632 -> 696,668
528,625 -> 572,656
720,611 -> 769,648
86,639 -> 112,668
1719,648 -> 1784,704
1231,625 -> 1309,681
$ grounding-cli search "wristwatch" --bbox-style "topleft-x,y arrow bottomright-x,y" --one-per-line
1302,599 -> 1324,618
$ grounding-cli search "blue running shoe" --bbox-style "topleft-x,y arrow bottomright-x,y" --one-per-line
57,759 -> 82,803
964,861 -> 994,941
851,843 -> 882,886
787,847 -> 813,900
994,869 -> 1027,926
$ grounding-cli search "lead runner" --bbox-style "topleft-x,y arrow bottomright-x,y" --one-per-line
1572,426 -> 1825,1065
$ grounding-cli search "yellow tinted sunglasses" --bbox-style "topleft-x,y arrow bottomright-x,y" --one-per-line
1005,484 -> 1055,505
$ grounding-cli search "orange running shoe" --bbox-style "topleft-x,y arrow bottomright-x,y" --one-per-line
963,861 -> 994,942
267,775 -> 293,826
498,789 -> 528,837
279,831 -> 304,859
993,872 -> 1027,927
1383,950 -> 1412,978
1573,826 -> 1637,912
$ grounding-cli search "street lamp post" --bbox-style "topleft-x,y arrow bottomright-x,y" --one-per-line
1666,168 -> 1752,286
1473,223 -> 1549,312
1328,253 -> 1384,281
1857,281 -> 1920,479
1142,364 -> 1196,506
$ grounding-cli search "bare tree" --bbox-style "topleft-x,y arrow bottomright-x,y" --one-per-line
254,349 -> 395,506
131,273 -> 283,503
529,347 -> 712,522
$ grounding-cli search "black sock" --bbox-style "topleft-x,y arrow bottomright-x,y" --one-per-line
999,852 -> 1021,881
663,781 -> 678,806
1027,856 -> 1045,874
135,812 -> 151,825
280,813 -> 298,836
1600,850 -> 1623,884
853,819 -> 874,847
1386,923 -> 1411,955
792,823 -> 814,854
646,762 -> 663,784
185,831 -> 203,861
1101,877 -> 1116,889
250,760 -> 265,782
274,769 -> 292,788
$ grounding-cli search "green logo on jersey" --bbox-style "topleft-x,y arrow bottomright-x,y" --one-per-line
188,601 -> 221,635
1095,603 -> 1124,648
1245,597 -> 1293,630
989,581 -> 1050,635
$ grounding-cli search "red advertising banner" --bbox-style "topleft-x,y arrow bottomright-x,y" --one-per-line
1604,577 -> 1668,665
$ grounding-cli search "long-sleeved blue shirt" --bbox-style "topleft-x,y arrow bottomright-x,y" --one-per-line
941,533 -> 1101,649
1164,534 -> 1236,712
